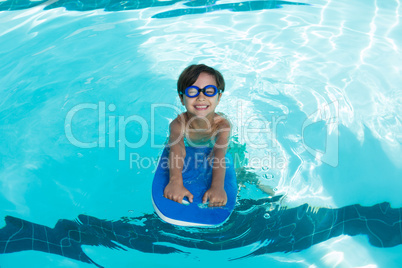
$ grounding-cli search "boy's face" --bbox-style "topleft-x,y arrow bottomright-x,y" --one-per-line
180,72 -> 221,118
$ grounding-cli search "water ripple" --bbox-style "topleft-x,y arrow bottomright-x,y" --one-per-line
0,0 -> 308,14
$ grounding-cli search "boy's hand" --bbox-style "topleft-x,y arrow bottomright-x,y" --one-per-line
164,180 -> 194,204
202,186 -> 227,207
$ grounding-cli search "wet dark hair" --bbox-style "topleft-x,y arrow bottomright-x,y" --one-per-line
177,64 -> 225,97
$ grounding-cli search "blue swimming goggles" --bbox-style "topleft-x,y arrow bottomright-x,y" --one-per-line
181,85 -> 223,98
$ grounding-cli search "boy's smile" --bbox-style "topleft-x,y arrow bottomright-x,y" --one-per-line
194,105 -> 209,110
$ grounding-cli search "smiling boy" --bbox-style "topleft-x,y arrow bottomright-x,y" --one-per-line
163,64 -> 231,207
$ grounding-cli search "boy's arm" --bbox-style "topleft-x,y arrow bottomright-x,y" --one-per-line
202,120 -> 231,207
163,118 -> 194,204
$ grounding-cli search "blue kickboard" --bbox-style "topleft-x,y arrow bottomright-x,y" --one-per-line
152,146 -> 237,227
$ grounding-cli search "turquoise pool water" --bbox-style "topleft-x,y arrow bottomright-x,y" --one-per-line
1,0 -> 402,267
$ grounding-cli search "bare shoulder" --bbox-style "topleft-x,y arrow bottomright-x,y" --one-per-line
213,113 -> 231,147
170,113 -> 186,135
214,113 -> 231,130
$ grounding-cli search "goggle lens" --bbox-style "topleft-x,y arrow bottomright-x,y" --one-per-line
204,86 -> 216,96
187,87 -> 199,97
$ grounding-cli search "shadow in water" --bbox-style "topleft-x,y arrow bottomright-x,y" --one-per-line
1,196 -> 401,267
0,0 -> 308,18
